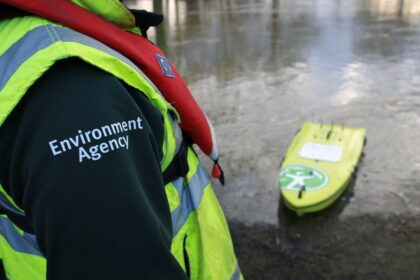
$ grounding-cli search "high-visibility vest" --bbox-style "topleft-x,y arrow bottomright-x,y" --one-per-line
1,0 -> 225,181
0,16 -> 242,280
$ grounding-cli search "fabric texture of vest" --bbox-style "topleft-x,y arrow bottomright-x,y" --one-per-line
0,13 -> 242,280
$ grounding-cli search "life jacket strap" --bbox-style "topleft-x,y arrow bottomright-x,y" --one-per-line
162,141 -> 226,186
163,140 -> 189,185
212,161 -> 225,186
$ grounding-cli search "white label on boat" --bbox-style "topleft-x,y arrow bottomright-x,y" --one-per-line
299,143 -> 343,162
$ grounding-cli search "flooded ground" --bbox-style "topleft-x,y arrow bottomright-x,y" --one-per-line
126,0 -> 420,278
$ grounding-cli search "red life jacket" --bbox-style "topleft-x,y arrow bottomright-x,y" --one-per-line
1,0 -> 224,183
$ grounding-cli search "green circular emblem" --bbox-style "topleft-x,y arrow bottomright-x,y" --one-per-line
279,165 -> 328,191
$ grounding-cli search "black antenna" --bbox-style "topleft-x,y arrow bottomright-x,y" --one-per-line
326,122 -> 333,140
298,185 -> 306,199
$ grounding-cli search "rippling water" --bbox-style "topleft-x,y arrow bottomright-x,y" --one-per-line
126,0 -> 420,277
127,0 -> 420,221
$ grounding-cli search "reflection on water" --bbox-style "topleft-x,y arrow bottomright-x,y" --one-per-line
125,1 -> 420,276
125,0 -> 420,220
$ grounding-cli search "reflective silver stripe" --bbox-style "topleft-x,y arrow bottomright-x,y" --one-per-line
51,25 -> 143,75
0,26 -> 52,92
170,177 -> 192,236
51,25 -> 164,97
231,264 -> 241,280
0,25 -> 163,97
171,165 -> 209,236
0,216 -> 43,257
0,194 -> 24,216
170,116 -> 183,155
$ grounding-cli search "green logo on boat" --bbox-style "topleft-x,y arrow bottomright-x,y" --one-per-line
279,165 -> 328,191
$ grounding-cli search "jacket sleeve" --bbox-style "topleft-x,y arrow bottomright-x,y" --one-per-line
0,59 -> 187,279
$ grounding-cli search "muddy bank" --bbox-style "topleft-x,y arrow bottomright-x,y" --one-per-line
227,176 -> 420,279
230,212 -> 420,280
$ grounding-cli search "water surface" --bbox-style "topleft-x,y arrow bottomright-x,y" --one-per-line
126,1 -> 420,278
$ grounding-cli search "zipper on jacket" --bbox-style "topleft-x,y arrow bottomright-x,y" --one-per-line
183,234 -> 191,278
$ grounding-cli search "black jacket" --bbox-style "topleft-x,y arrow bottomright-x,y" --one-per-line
0,10 -> 186,279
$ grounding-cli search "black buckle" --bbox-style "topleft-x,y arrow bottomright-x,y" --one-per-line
163,141 -> 189,185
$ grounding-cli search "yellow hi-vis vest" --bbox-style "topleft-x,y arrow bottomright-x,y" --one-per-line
0,16 -> 242,280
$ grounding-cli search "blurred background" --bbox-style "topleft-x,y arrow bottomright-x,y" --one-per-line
126,0 -> 420,279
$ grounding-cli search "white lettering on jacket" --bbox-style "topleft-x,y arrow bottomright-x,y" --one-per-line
48,117 -> 143,163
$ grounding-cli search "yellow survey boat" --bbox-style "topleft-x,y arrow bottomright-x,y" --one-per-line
279,122 -> 366,216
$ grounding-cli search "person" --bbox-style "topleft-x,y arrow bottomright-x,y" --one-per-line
0,1 -> 242,279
